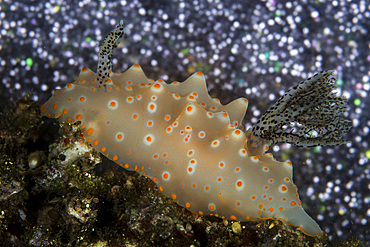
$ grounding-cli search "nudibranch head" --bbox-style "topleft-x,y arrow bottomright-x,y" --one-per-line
41,21 -> 350,237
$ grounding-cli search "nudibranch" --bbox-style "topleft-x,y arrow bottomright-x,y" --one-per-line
40,21 -> 351,236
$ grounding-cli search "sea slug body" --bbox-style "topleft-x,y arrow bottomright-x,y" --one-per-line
41,21 -> 350,236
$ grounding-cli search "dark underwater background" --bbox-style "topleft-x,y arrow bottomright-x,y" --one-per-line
0,0 -> 369,245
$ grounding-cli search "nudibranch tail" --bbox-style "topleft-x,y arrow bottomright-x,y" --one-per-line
251,70 -> 351,147
40,21 -> 353,237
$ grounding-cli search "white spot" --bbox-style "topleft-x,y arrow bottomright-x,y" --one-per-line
218,161 -> 226,169
235,179 -> 245,191
185,125 -> 192,133
198,131 -> 206,138
204,184 -> 211,192
232,129 -> 243,139
191,182 -> 197,190
115,132 -> 124,142
234,167 -> 242,173
162,171 -> 171,181
147,102 -> 157,113
262,166 -> 269,172
151,83 -> 163,93
279,184 -> 289,194
132,113 -> 139,120
239,149 -> 247,157
172,93 -> 180,100
208,203 -> 216,211
250,195 -> 257,201
211,140 -> 220,148
187,95 -> 197,102
206,111 -> 214,118
152,153 -> 159,160
187,165 -> 196,175
183,134 -> 191,143
65,83 -> 75,90
126,96 -> 134,104
108,100 -> 119,110
172,121 -> 179,128
188,159 -> 197,166
151,95 -> 157,101
187,149 -> 195,157
216,176 -> 223,184
250,156 -> 259,163
185,104 -> 196,115
143,134 -> 155,146
78,95 -> 87,104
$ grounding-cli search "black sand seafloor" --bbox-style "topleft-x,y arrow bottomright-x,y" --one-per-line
0,0 -> 368,246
